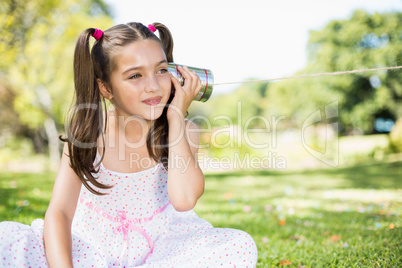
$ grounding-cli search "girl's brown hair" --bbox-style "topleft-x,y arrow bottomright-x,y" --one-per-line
60,22 -> 174,195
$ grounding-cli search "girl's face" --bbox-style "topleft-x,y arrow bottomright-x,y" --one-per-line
104,39 -> 172,121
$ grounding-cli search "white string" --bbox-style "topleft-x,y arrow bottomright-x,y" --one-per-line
213,66 -> 402,86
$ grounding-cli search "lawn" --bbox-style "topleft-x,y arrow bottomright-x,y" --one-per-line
0,161 -> 401,267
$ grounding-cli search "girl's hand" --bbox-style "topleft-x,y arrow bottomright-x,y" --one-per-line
167,66 -> 202,121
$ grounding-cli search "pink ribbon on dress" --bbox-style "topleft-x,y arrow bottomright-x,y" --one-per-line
79,198 -> 171,265
113,211 -> 155,265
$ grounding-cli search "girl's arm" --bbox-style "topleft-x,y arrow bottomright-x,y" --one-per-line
167,117 -> 204,212
167,66 -> 205,212
44,143 -> 82,268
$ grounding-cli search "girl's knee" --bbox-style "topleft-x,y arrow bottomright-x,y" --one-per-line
224,229 -> 258,264
239,230 -> 258,254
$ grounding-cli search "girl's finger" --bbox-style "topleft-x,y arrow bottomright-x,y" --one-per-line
169,72 -> 183,91
195,76 -> 202,94
178,66 -> 193,87
189,70 -> 199,83
181,66 -> 201,93
188,70 -> 202,94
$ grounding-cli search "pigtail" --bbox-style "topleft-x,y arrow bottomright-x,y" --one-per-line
61,28 -> 111,195
152,22 -> 174,62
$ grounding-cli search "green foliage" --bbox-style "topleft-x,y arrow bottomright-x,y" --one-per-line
189,82 -> 270,160
304,10 -> 402,133
267,10 -> 402,133
0,0 -> 113,149
389,119 -> 402,152
263,75 -> 342,126
0,136 -> 35,163
195,81 -> 269,127
196,10 -> 402,137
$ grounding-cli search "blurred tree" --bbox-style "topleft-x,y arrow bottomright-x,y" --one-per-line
189,81 -> 269,159
306,10 -> 401,134
265,10 -> 401,134
198,81 -> 269,127
0,0 -> 112,169
389,118 -> 402,152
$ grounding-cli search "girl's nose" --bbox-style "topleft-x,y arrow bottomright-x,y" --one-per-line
144,75 -> 160,93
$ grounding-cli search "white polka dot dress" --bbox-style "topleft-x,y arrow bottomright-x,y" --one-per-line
0,154 -> 258,267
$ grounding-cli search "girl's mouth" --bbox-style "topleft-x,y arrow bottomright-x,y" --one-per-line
142,97 -> 162,106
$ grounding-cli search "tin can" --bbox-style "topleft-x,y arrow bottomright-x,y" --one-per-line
168,63 -> 214,102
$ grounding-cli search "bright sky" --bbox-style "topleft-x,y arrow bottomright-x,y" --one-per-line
104,0 -> 401,94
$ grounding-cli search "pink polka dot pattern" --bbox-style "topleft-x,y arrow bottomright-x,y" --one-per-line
0,153 -> 258,267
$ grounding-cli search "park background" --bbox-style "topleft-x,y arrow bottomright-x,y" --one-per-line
0,0 -> 401,267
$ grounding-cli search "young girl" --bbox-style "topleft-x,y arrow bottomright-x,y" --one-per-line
0,22 -> 258,267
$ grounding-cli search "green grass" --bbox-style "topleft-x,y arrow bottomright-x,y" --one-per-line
1,162 -> 401,267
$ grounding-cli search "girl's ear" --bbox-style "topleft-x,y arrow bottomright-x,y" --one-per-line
97,79 -> 113,100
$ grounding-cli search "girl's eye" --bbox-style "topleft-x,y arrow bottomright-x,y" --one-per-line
158,68 -> 168,74
129,74 -> 141,79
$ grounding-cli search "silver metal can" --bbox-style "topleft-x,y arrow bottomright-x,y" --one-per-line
168,63 -> 214,102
